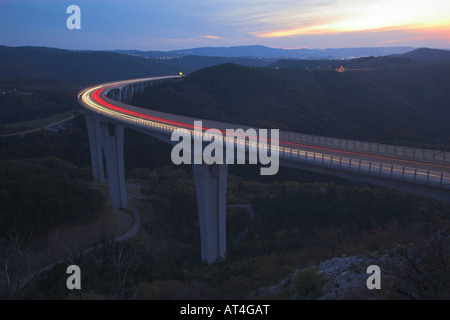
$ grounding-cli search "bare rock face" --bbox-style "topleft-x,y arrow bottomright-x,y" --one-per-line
249,254 -> 391,300
316,254 -> 389,300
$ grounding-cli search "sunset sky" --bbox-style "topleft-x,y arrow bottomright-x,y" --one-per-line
1,0 -> 449,50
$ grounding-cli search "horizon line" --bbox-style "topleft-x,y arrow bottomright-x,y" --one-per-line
4,43 -> 450,53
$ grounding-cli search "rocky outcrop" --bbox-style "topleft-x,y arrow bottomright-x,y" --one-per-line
250,253 -> 390,300
250,228 -> 449,300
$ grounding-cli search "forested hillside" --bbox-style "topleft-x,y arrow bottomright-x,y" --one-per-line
0,158 -> 103,240
132,58 -> 450,147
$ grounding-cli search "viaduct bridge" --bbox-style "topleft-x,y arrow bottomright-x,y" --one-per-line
78,75 -> 450,263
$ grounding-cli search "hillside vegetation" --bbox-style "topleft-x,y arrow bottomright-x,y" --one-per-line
0,158 -> 103,240
0,79 -> 80,128
132,56 -> 450,147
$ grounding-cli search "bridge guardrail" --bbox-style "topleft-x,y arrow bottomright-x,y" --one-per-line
277,146 -> 450,190
103,109 -> 450,191
279,131 -> 450,164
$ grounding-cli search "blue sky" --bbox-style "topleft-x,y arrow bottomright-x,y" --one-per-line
1,0 -> 449,50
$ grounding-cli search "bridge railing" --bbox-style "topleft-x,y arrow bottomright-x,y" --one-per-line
105,109 -> 450,191
279,131 -> 450,164
277,146 -> 450,190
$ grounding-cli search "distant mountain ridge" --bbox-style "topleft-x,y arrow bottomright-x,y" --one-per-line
272,48 -> 450,70
0,45 -> 271,83
115,45 -> 415,60
394,47 -> 450,63
1,45 -> 448,84
0,45 -> 179,83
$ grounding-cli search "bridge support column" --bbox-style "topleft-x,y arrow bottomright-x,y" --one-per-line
85,113 -> 104,182
100,122 -> 127,209
192,163 -> 228,264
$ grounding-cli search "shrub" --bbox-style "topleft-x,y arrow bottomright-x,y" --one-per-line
293,268 -> 325,299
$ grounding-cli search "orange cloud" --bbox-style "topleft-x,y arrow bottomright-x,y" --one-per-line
376,25 -> 450,44
254,26 -> 332,38
201,35 -> 222,39
254,25 -> 404,38
412,26 -> 450,42
251,1 -> 450,40
253,24 -> 450,45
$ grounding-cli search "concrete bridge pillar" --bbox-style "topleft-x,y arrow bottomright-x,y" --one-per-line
192,163 -> 228,264
84,113 -> 104,182
122,87 -> 128,101
100,122 -> 127,209
117,88 -> 122,102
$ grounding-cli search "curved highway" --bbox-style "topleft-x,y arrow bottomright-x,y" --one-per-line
78,75 -> 450,195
